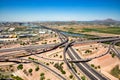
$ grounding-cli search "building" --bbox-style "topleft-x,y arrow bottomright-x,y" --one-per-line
0,38 -> 18,42
8,28 -> 15,31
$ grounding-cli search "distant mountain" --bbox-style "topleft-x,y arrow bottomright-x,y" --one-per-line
103,18 -> 117,22
87,18 -> 120,26
93,18 -> 119,22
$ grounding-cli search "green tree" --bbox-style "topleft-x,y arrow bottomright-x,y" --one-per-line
112,53 -> 115,58
69,74 -> 73,79
28,69 -> 33,73
9,65 -> 13,67
40,76 -> 45,80
40,73 -> 45,76
61,70 -> 66,74
53,40 -> 56,43
91,64 -> 94,68
85,50 -> 92,53
35,66 -> 39,71
95,67 -> 97,69
17,64 -> 23,70
81,76 -> 86,80
46,63 -> 49,65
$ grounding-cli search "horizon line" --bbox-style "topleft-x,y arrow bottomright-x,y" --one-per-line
0,18 -> 120,23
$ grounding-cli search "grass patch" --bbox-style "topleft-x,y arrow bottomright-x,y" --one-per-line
110,65 -> 120,79
82,27 -> 120,34
14,27 -> 27,31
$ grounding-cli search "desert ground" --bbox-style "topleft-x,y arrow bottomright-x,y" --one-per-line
74,43 -> 120,80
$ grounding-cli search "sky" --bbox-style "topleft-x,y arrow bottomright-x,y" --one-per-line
0,0 -> 120,22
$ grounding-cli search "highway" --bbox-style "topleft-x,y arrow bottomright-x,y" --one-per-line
58,32 -> 111,80
63,36 -> 119,80
0,25 -> 120,80
111,40 -> 120,58
87,36 -> 119,39
67,47 -> 108,80
0,43 -> 58,53
73,37 -> 120,45
57,31 -> 82,79
59,31 -> 111,80
0,31 -> 68,59
63,41 -> 81,79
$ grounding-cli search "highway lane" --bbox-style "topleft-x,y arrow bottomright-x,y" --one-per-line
0,45 -> 59,59
73,37 -> 120,45
63,42 -> 81,80
112,48 -> 120,58
67,47 -> 97,80
0,43 -> 58,53
68,47 -> 108,80
111,40 -> 120,58
58,32 -> 81,80
87,36 -> 119,39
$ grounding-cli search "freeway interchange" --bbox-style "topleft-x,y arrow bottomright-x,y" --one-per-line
0,25 -> 120,80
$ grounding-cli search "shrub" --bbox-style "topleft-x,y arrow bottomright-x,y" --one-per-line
40,76 -> 45,80
40,73 -> 45,76
112,53 -> 115,58
91,64 -> 94,68
46,63 -> 49,65
35,66 -> 39,71
61,70 -> 66,74
85,50 -> 92,53
17,64 -> 23,70
69,74 -> 73,79
28,69 -> 33,73
60,55 -> 62,58
81,76 -> 86,80
98,65 -> 101,69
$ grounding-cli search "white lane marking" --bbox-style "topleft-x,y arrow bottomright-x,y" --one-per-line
68,48 -> 101,80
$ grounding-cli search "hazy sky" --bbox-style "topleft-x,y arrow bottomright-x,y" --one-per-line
0,0 -> 120,22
